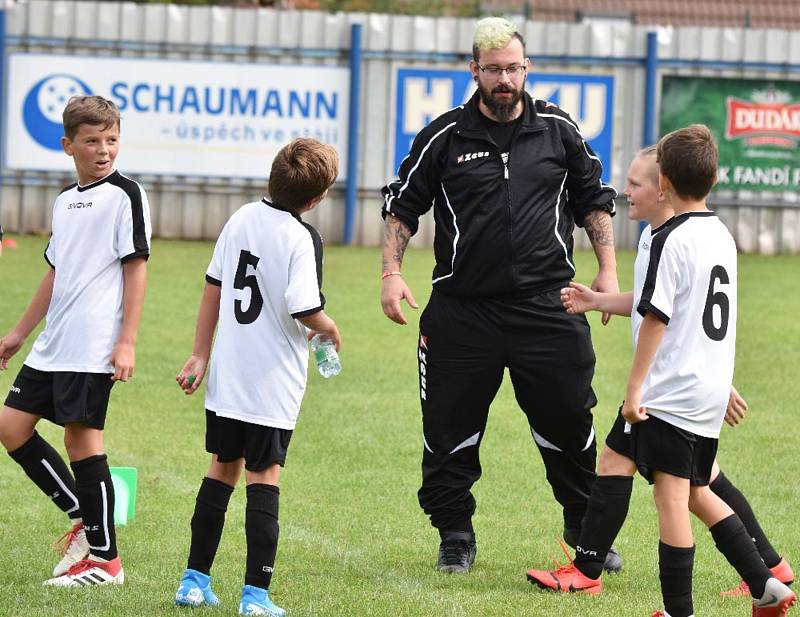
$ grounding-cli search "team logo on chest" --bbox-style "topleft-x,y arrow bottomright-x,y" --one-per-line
67,201 -> 93,210
456,151 -> 489,164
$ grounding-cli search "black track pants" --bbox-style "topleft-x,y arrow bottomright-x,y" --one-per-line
417,290 -> 598,532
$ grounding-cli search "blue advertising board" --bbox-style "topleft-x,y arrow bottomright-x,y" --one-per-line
394,69 -> 614,183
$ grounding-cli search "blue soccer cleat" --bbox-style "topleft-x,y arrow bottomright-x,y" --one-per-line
175,568 -> 220,607
239,584 -> 285,616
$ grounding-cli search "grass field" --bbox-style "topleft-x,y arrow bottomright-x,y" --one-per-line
0,233 -> 798,617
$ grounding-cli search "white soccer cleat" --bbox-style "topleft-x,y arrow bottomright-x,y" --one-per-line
44,556 -> 124,587
752,577 -> 797,617
53,522 -> 90,577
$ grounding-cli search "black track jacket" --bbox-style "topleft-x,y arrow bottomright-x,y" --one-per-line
382,90 -> 617,298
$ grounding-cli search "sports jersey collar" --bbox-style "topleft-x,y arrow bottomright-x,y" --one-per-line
673,210 -> 716,221
651,216 -> 676,234
261,197 -> 302,222
76,170 -> 119,193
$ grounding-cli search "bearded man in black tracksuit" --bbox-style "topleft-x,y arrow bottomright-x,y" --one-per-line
381,17 -> 622,574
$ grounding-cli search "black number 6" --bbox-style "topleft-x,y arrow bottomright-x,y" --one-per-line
702,265 -> 729,341
233,249 -> 264,325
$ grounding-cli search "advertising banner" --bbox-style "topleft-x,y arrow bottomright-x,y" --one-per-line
4,54 -> 350,179
661,76 -> 800,193
394,68 -> 614,183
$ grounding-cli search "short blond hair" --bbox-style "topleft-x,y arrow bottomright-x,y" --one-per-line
62,96 -> 120,140
268,138 -> 338,212
636,145 -> 659,187
472,17 -> 525,61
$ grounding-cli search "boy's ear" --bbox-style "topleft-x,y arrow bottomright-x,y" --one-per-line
658,172 -> 673,194
61,136 -> 74,156
303,193 -> 325,213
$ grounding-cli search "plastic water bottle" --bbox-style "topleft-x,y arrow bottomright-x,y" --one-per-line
310,334 -> 341,378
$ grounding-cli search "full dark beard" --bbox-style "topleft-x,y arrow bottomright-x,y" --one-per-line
478,82 -> 523,122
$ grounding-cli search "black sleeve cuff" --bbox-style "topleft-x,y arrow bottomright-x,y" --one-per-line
381,209 -> 419,236
120,250 -> 150,263
636,301 -> 670,324
44,253 -> 55,269
573,203 -> 616,228
205,274 -> 222,286
291,305 -> 324,319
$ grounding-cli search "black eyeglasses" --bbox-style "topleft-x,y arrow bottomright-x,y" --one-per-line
475,62 -> 527,79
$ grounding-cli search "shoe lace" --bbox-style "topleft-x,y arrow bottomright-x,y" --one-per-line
65,559 -> 96,576
53,523 -> 83,557
441,540 -> 470,565
549,537 -> 576,573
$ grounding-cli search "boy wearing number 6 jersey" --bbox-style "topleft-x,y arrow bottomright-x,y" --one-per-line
531,127 -> 795,617
618,126 -> 793,617
173,138 -> 341,617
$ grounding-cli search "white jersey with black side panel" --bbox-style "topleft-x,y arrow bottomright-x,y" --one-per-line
632,212 -> 737,438
25,170 -> 151,373
204,198 -> 325,429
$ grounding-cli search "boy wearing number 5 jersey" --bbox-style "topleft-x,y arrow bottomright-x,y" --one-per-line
173,138 -> 341,617
620,126 -> 794,617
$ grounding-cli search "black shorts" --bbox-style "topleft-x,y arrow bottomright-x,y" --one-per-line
631,414 -> 718,486
4,364 -> 114,430
605,404 -> 633,459
205,410 -> 292,472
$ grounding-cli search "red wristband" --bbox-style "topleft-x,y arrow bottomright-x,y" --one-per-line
381,271 -> 402,280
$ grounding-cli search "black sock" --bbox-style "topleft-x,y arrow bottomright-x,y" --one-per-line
71,454 -> 116,561
187,477 -> 235,574
245,484 -> 280,589
9,431 -> 81,518
659,542 -> 695,617
572,475 -> 633,579
710,513 -> 771,599
710,472 -> 781,568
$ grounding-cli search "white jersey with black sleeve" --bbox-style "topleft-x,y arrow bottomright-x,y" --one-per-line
204,198 -> 325,429
631,212 -> 737,438
25,170 -> 151,373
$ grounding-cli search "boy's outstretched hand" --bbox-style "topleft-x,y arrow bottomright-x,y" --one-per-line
560,281 -> 597,315
177,355 -> 208,395
0,331 -> 24,370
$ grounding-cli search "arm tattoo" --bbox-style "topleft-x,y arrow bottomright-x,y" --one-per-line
584,210 -> 615,247
382,217 -> 412,270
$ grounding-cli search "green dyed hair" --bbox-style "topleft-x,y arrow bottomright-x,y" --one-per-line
472,17 -> 525,61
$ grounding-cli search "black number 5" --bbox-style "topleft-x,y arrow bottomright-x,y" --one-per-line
702,265 -> 730,341
233,249 -> 263,324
